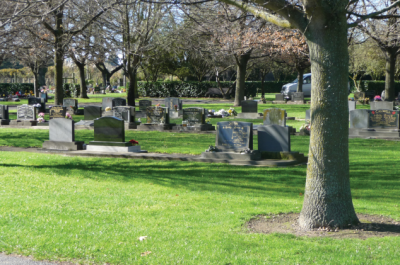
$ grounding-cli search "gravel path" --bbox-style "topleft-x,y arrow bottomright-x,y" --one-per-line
0,253 -> 72,265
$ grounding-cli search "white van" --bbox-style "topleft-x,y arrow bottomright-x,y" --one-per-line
281,73 -> 350,100
281,73 -> 312,100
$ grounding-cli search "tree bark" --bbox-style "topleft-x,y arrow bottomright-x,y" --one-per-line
54,47 -> 64,105
77,63 -> 88,98
298,9 -> 359,229
296,68 -> 304,92
384,50 -> 397,101
234,52 -> 251,106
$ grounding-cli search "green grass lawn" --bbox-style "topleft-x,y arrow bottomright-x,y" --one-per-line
0,137 -> 399,264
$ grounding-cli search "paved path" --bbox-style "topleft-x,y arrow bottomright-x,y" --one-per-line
0,253 -> 73,265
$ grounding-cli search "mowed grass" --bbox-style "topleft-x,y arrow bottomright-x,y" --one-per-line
0,137 -> 400,264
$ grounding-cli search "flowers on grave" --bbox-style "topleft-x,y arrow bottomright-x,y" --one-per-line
214,109 -> 229,117
229,107 -> 237,116
392,111 -> 397,115
34,103 -> 41,108
374,95 -> 382,101
205,118 -> 211,124
174,104 -> 178,111
156,103 -> 161,107
37,113 -> 45,123
129,139 -> 139,145
70,105 -> 77,111
105,107 -> 112,112
371,111 -> 375,114
299,122 -> 311,135
65,112 -> 72,119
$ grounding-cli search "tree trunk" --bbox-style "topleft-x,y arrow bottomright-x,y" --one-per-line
384,50 -> 397,101
34,72 -> 40,97
296,68 -> 304,92
299,10 -> 359,230
38,67 -> 47,87
54,48 -> 64,105
234,52 -> 251,106
77,63 -> 88,98
127,70 -> 136,106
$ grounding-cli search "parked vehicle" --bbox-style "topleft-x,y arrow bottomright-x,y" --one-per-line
281,73 -> 350,100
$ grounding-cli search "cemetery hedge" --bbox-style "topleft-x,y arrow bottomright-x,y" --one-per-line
365,81 -> 400,95
137,81 -> 288,98
0,83 -> 34,95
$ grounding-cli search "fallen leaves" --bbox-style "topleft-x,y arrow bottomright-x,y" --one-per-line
141,251 -> 152,256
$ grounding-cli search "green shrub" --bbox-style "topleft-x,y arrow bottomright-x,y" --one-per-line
365,81 -> 400,96
0,83 -> 34,95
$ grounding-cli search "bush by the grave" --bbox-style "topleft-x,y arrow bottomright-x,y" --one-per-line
0,83 -> 34,95
366,81 -> 400,96
137,81 -> 288,98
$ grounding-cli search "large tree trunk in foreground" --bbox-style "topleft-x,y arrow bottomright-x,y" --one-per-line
234,52 -> 251,106
384,50 -> 397,101
299,9 -> 359,229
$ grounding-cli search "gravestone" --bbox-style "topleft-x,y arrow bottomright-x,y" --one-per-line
275,94 -> 285,101
263,108 -> 286,126
139,100 -> 152,111
17,104 -> 36,120
102,97 -> 114,110
146,106 -> 169,124
87,117 -> 146,153
40,92 -> 48,103
165,97 -> 182,110
305,109 -> 311,121
215,121 -> 253,151
42,118 -> 84,150
84,106 -> 102,120
113,98 -> 126,107
370,101 -> 394,111
63,99 -> 78,114
113,106 -> 135,123
368,109 -> 399,128
182,107 -> 205,125
292,92 -> 304,102
49,106 -> 67,119
28,97 -> 45,113
349,109 -> 370,129
241,100 -> 258,113
0,105 -> 9,120
348,101 -> 356,112
258,124 -> 290,152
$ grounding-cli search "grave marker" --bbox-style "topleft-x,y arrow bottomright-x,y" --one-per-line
241,100 -> 258,113
0,105 -> 9,120
369,109 -> 399,128
182,108 -> 205,125
292,92 -> 304,102
350,109 -> 371,128
49,106 -> 67,119
17,105 -> 36,120
113,106 -> 135,123
93,117 -> 125,142
84,106 -> 102,120
165,97 -> 182,110
275,94 -> 284,101
63,98 -> 78,114
216,121 -> 253,151
258,125 -> 290,152
139,100 -> 152,111
370,101 -> 394,111
263,108 -> 286,126
146,106 -> 169,124
113,98 -> 126,107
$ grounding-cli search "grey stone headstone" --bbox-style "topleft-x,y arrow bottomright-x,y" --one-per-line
146,106 -> 169,124
113,106 -> 135,123
182,108 -> 205,125
275,94 -> 284,101
370,101 -> 394,110
348,101 -> 356,112
368,109 -> 399,128
17,105 -> 36,120
216,121 -> 253,151
49,118 -> 75,142
263,108 -> 286,126
258,125 -> 290,152
40,92 -> 48,103
112,98 -> 126,107
241,100 -> 258,113
350,109 -> 369,128
84,106 -> 102,120
49,106 -> 67,119
292,92 -> 304,102
139,100 -> 152,111
0,105 -> 9,120
165,97 -> 182,110
63,99 -> 78,114
102,97 -> 114,110
94,117 -> 125,142
305,109 -> 311,121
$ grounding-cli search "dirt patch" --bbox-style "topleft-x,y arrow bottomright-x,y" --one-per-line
247,213 -> 400,239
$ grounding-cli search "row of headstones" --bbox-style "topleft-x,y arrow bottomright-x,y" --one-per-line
275,92 -> 305,102
216,121 -> 290,152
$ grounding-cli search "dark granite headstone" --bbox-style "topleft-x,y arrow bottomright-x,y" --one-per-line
49,106 -> 67,119
292,92 -> 304,102
263,108 -> 286,126
28,97 -> 45,112
113,106 -> 135,123
146,106 -> 169,124
84,106 -> 102,120
182,108 -> 205,125
112,98 -> 126,107
102,97 -> 114,110
349,109 -> 369,128
0,105 -> 9,120
275,94 -> 284,101
49,118 -> 75,142
93,117 -> 125,142
370,101 -> 394,111
368,109 -> 399,128
63,99 -> 78,114
241,100 -> 258,113
17,105 -> 36,120
305,109 -> 311,121
348,101 -> 356,112
216,121 -> 253,151
139,100 -> 152,111
258,124 -> 290,152
165,97 -> 182,110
